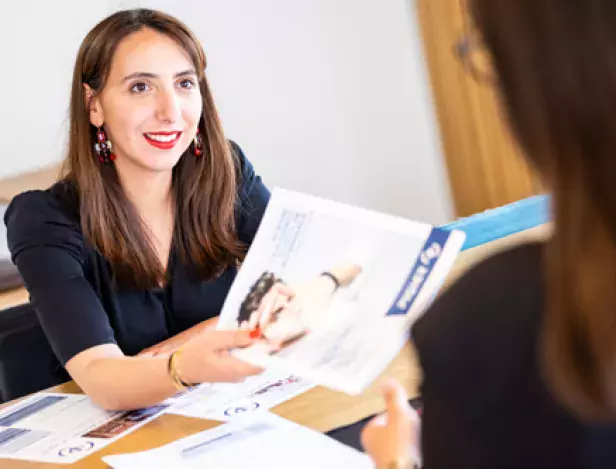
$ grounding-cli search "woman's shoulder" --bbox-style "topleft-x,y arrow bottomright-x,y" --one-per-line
446,242 -> 544,302
228,139 -> 270,204
6,180 -> 80,227
229,139 -> 254,183
412,242 -> 545,364
4,181 -> 83,257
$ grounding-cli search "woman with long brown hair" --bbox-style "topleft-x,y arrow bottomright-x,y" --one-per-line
4,9 -> 271,410
362,1 -> 616,468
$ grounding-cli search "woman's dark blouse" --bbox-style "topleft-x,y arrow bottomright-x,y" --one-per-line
4,143 -> 269,366
413,243 -> 616,469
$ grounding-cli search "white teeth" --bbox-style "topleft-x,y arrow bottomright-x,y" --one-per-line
146,133 -> 178,143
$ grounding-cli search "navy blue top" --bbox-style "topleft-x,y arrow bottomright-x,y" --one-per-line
4,142 -> 270,366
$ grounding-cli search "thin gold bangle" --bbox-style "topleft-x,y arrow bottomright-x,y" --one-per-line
168,348 -> 192,391
167,351 -> 184,391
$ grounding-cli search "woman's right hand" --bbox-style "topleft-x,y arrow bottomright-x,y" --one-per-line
177,328 -> 264,384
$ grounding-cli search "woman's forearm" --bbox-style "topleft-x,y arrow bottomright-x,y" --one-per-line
81,355 -> 179,411
68,317 -> 249,411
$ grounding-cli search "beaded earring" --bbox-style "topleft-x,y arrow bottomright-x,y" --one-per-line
94,127 -> 116,164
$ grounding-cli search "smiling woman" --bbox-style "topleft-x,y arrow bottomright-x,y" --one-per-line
4,9 -> 271,411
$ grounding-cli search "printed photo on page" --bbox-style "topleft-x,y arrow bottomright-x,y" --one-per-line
218,189 -> 465,394
0,393 -> 168,464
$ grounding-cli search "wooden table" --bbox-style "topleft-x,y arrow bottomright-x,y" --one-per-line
0,218 -> 552,468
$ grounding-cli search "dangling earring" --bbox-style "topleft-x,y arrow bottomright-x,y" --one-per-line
192,128 -> 204,157
94,127 -> 116,164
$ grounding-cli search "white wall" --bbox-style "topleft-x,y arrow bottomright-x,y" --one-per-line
0,0 -> 453,224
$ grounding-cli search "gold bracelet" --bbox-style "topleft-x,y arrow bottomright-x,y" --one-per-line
168,348 -> 192,391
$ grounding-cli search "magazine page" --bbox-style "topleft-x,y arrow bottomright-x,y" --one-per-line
168,369 -> 315,421
103,412 -> 372,469
0,393 -> 168,464
218,189 -> 465,394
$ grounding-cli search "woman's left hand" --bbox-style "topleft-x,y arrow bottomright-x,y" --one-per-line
138,317 -> 219,358
361,379 -> 420,469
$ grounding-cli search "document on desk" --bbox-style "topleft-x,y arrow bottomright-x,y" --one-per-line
103,412 -> 373,469
168,369 -> 316,421
0,392 -> 168,464
217,188 -> 465,395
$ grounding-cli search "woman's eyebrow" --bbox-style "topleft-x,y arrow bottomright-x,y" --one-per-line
122,69 -> 197,82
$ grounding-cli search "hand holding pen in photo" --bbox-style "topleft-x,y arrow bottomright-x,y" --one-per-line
241,264 -> 364,348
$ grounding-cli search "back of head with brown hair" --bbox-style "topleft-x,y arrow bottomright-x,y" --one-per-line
472,0 -> 616,420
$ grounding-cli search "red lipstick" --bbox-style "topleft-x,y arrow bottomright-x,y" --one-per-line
143,131 -> 182,150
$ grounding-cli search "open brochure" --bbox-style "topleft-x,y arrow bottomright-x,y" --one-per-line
0,393 -> 168,464
218,188 -> 465,395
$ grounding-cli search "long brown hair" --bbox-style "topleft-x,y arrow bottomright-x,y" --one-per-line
62,9 -> 245,288
471,1 -> 616,419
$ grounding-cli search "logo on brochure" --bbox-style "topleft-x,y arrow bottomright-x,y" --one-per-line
223,402 -> 260,417
387,228 -> 450,316
58,441 -> 95,457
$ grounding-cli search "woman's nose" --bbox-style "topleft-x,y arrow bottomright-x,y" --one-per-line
155,89 -> 181,124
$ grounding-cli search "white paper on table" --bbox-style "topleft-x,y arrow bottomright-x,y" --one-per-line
168,369 -> 316,421
0,393 -> 168,464
103,412 -> 373,469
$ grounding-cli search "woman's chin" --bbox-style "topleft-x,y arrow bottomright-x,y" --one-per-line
136,155 -> 184,173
